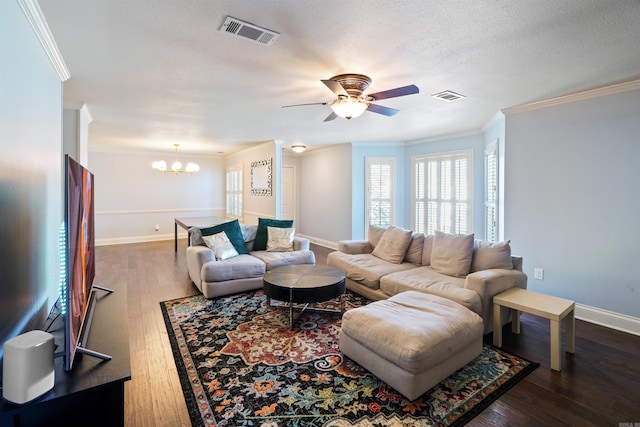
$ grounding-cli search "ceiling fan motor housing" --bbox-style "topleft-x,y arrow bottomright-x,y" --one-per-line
330,73 -> 372,97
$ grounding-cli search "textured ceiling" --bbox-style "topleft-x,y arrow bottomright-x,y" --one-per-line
38,0 -> 640,155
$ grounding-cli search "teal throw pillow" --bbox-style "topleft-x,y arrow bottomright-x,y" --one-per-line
200,219 -> 249,255
253,218 -> 294,251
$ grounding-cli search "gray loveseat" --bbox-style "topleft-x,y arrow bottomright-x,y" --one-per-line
187,220 -> 315,298
327,225 -> 527,333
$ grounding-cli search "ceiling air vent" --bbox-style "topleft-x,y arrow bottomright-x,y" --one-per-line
219,16 -> 280,46
432,90 -> 466,102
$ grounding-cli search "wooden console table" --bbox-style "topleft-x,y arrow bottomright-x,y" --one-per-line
0,282 -> 131,426
174,216 -> 228,252
493,287 -> 575,371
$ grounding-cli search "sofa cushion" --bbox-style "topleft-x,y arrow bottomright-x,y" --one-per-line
430,231 -> 474,277
404,232 -> 424,265
372,226 -> 413,264
470,240 -> 513,272
327,252 -> 415,289
200,254 -> 265,282
368,224 -> 387,248
202,231 -> 239,261
380,266 -> 482,315
421,234 -> 434,266
200,219 -> 249,255
341,291 -> 483,373
266,226 -> 295,252
254,218 -> 294,251
251,250 -> 315,270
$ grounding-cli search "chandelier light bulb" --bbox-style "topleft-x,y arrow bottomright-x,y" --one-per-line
152,144 -> 200,175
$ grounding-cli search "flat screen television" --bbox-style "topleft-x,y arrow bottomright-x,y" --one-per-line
62,155 -> 111,371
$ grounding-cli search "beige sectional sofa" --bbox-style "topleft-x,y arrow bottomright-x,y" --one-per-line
187,219 -> 315,299
327,225 -> 527,333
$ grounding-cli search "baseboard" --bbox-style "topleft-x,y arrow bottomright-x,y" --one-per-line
575,303 -> 640,336
96,234 -> 174,246
297,234 -> 337,250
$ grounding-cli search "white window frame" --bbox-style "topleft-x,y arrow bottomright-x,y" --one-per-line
484,140 -> 498,242
412,149 -> 473,235
365,157 -> 396,233
225,163 -> 243,220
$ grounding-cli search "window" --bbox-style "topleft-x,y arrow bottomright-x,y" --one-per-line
412,150 -> 472,235
484,141 -> 498,242
226,164 -> 243,219
366,157 -> 395,230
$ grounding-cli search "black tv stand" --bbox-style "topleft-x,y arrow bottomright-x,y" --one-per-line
74,285 -> 115,365
0,282 -> 131,426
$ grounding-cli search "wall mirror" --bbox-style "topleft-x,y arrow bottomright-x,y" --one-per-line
251,158 -> 272,196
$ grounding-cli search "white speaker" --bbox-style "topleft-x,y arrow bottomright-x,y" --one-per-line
2,330 -> 55,405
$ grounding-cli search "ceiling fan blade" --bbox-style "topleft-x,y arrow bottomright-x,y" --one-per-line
367,84 -> 419,101
321,79 -> 348,96
367,103 -> 400,116
281,102 -> 328,108
323,111 -> 338,122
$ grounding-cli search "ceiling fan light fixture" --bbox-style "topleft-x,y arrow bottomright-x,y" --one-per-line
330,96 -> 368,120
291,144 -> 306,153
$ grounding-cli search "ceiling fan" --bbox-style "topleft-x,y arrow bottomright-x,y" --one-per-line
282,73 -> 419,121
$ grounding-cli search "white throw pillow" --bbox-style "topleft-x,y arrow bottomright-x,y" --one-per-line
430,231 -> 475,277
371,226 -> 413,264
202,231 -> 239,260
266,226 -> 295,252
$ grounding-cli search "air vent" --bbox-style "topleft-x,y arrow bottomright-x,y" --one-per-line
219,16 -> 280,46
432,90 -> 466,102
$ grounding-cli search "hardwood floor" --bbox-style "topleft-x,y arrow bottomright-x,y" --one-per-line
95,240 -> 640,426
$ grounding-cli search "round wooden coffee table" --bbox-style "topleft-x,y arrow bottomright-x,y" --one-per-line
263,264 -> 346,329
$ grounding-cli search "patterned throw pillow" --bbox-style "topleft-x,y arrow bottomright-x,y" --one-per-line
253,218 -> 294,251
266,227 -> 295,252
199,219 -> 249,254
202,231 -> 239,260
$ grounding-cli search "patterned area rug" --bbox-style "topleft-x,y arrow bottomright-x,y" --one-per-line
160,290 -> 538,427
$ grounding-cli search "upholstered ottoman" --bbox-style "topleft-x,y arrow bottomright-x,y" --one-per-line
339,291 -> 483,401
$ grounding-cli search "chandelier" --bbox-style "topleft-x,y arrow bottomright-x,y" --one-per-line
330,96 -> 368,120
152,144 -> 200,175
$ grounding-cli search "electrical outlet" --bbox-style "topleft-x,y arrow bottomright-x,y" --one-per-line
154,224 -> 160,231
534,268 -> 544,280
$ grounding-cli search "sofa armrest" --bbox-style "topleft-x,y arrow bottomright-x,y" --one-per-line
186,245 -> 216,286
465,269 -> 528,332
337,240 -> 373,255
293,236 -> 310,251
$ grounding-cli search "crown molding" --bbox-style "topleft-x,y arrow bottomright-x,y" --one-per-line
503,79 -> 640,115
17,0 -> 71,81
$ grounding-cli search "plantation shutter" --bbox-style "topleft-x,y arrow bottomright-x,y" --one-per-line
484,142 -> 498,242
412,150 -> 472,235
226,164 -> 243,219
366,157 -> 395,230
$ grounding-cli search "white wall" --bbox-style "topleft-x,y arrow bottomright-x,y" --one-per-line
298,144 -> 353,247
505,88 -> 640,321
0,0 -> 63,351
226,141 -> 279,225
89,149 -> 225,244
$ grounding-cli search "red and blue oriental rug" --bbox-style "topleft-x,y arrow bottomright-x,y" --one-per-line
160,290 -> 538,426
